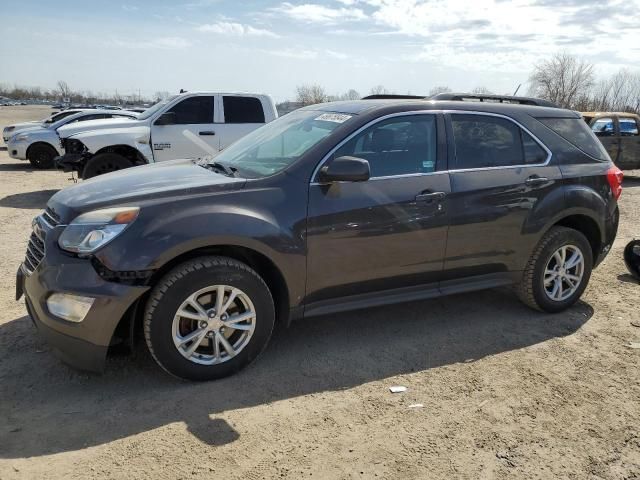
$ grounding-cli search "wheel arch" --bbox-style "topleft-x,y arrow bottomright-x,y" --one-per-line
114,244 -> 292,349
94,144 -> 147,165
551,214 -> 602,262
26,141 -> 57,158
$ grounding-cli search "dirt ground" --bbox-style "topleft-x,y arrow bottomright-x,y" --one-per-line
0,105 -> 638,480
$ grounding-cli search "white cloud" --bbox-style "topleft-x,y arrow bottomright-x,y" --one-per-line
197,21 -> 280,37
260,48 -> 349,60
121,4 -> 139,12
107,36 -> 192,49
273,2 -> 367,23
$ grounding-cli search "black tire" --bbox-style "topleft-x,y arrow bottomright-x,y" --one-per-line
82,153 -> 132,179
27,143 -> 57,169
517,226 -> 593,313
144,256 -> 275,381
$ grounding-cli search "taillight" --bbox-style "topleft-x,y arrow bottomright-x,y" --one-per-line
607,165 -> 623,200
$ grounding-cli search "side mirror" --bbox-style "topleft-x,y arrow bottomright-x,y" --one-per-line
155,112 -> 176,126
318,156 -> 370,183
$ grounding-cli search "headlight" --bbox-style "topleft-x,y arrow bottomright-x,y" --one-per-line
58,206 -> 139,255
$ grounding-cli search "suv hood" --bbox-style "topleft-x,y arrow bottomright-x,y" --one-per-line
57,117 -> 142,138
48,159 -> 246,220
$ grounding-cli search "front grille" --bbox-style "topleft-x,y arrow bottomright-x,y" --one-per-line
23,232 -> 45,275
22,208 -> 61,276
42,207 -> 61,227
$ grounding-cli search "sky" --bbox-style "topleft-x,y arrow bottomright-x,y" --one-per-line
1,0 -> 639,102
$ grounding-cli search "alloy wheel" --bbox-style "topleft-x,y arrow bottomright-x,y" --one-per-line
171,285 -> 256,365
543,244 -> 585,302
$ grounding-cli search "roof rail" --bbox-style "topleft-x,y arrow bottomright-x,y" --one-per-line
361,94 -> 428,100
428,93 -> 559,108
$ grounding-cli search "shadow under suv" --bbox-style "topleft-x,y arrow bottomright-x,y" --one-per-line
17,98 -> 622,381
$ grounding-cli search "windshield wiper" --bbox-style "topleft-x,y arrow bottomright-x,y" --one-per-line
195,158 -> 238,177
209,161 -> 238,177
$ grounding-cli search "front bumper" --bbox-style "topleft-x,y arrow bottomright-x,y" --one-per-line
7,139 -> 28,160
17,225 -> 149,372
55,152 -> 87,173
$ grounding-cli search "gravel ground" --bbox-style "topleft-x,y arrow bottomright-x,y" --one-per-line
0,105 -> 638,480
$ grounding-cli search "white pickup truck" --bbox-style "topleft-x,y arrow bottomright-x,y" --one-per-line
56,92 -> 277,178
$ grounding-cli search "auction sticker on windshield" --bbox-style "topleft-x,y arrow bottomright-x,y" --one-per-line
315,113 -> 352,123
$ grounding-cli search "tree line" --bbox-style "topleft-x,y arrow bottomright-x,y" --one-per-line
0,80 -> 147,105
2,53 -> 639,114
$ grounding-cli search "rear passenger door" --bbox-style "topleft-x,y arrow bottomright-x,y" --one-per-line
217,95 -> 267,150
618,116 -> 640,169
442,113 -> 562,282
151,95 -> 217,161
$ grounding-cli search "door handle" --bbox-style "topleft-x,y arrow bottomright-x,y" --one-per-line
199,131 -> 216,136
415,191 -> 446,202
524,176 -> 549,187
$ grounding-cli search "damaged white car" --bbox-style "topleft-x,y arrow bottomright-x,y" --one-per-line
56,92 -> 277,178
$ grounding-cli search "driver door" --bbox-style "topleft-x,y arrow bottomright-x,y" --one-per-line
305,113 -> 450,306
151,95 -> 218,161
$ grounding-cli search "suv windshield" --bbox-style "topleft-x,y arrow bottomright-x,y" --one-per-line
138,96 -> 178,120
209,110 -> 352,178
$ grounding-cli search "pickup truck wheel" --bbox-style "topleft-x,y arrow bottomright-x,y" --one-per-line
27,143 -> 57,169
82,153 -> 132,179
144,256 -> 275,381
517,227 -> 593,313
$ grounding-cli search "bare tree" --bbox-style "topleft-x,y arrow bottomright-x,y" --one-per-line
369,85 -> 389,96
340,89 -> 361,100
295,84 -> 328,106
56,80 -> 71,99
154,91 -> 171,102
528,53 -> 594,109
429,86 -> 452,96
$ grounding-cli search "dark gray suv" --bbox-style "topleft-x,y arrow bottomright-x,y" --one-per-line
17,98 -> 622,381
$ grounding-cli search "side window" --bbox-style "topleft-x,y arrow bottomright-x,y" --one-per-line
166,96 -> 214,124
451,114 -> 525,169
591,117 -> 615,137
223,96 -> 265,123
522,131 -> 548,164
620,118 -> 639,136
333,115 -> 437,178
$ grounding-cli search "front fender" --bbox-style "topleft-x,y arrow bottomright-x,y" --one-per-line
70,126 -> 152,161
95,199 -> 306,307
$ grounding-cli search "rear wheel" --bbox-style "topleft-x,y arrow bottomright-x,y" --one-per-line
82,153 -> 133,179
27,143 -> 57,169
517,226 -> 593,312
144,256 -> 275,381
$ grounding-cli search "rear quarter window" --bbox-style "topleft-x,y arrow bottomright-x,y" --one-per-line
538,117 -> 610,161
223,96 -> 265,123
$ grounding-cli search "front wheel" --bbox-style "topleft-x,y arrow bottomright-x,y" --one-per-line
144,256 -> 275,381
27,143 -> 57,169
82,153 -> 132,179
517,227 -> 593,313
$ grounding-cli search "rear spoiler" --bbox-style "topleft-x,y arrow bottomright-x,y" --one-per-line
362,93 -> 559,108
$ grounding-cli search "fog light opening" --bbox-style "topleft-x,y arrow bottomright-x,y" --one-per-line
46,293 -> 95,323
